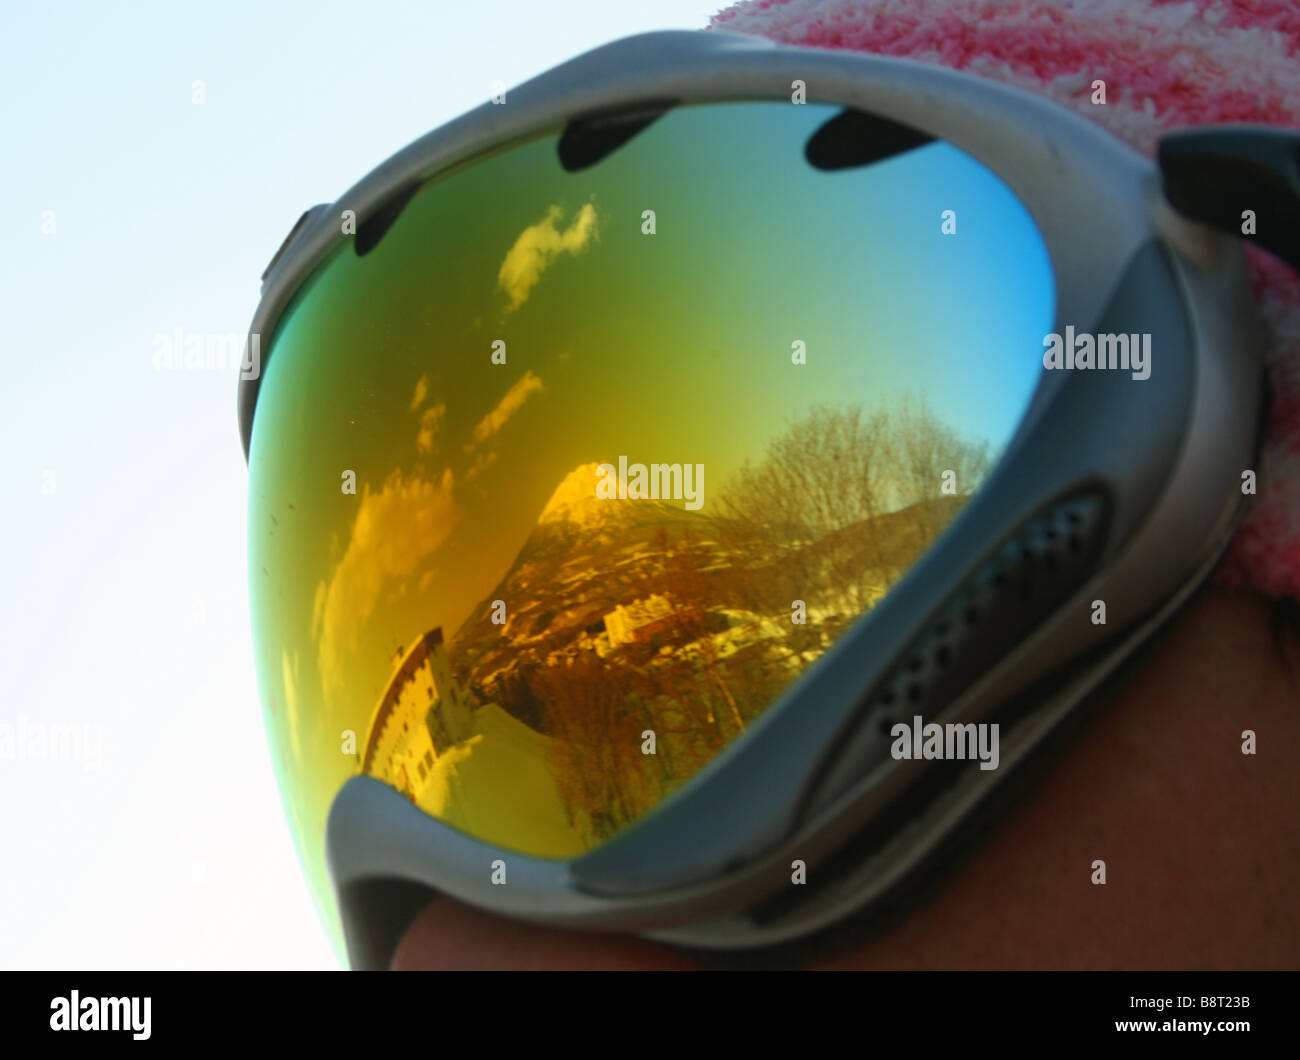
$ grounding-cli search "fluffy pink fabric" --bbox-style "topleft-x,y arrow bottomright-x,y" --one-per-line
710,0 -> 1300,601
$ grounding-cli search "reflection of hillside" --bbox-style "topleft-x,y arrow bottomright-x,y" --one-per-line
371,401 -> 991,854
449,464 -> 712,693
721,493 -> 967,619
359,629 -> 472,788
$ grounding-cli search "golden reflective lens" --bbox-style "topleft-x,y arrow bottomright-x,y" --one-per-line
247,102 -> 1054,943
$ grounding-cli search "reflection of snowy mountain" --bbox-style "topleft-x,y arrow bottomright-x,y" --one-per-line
450,463 -> 711,662
445,462 -> 969,737
536,462 -> 614,528
536,462 -> 696,536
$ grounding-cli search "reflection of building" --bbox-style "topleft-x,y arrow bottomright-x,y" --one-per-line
357,628 -> 587,856
603,593 -> 678,648
360,627 -> 473,801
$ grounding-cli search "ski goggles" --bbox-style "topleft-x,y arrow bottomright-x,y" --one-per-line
240,29 -> 1300,969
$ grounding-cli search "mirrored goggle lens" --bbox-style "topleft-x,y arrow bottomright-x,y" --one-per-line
247,100 -> 1054,933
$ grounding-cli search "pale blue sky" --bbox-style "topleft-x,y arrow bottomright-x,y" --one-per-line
0,0 -> 726,970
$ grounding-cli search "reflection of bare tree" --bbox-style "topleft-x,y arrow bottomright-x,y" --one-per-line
712,405 -> 891,619
662,531 -> 746,734
533,656 -> 662,844
628,527 -> 784,739
893,393 -> 993,551
712,396 -> 991,624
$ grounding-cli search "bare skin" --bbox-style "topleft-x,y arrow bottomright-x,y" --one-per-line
391,586 -> 1300,970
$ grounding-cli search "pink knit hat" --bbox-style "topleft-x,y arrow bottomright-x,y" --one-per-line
711,0 -> 1300,601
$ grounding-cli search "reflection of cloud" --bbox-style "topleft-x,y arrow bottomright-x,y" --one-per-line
416,401 -> 447,455
409,374 -> 429,412
472,370 -> 544,445
466,450 -> 498,481
498,203 -> 597,312
310,582 -> 327,641
282,649 -> 302,764
315,468 -> 462,702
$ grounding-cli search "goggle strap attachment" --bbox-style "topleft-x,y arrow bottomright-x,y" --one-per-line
1158,126 -> 1300,274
